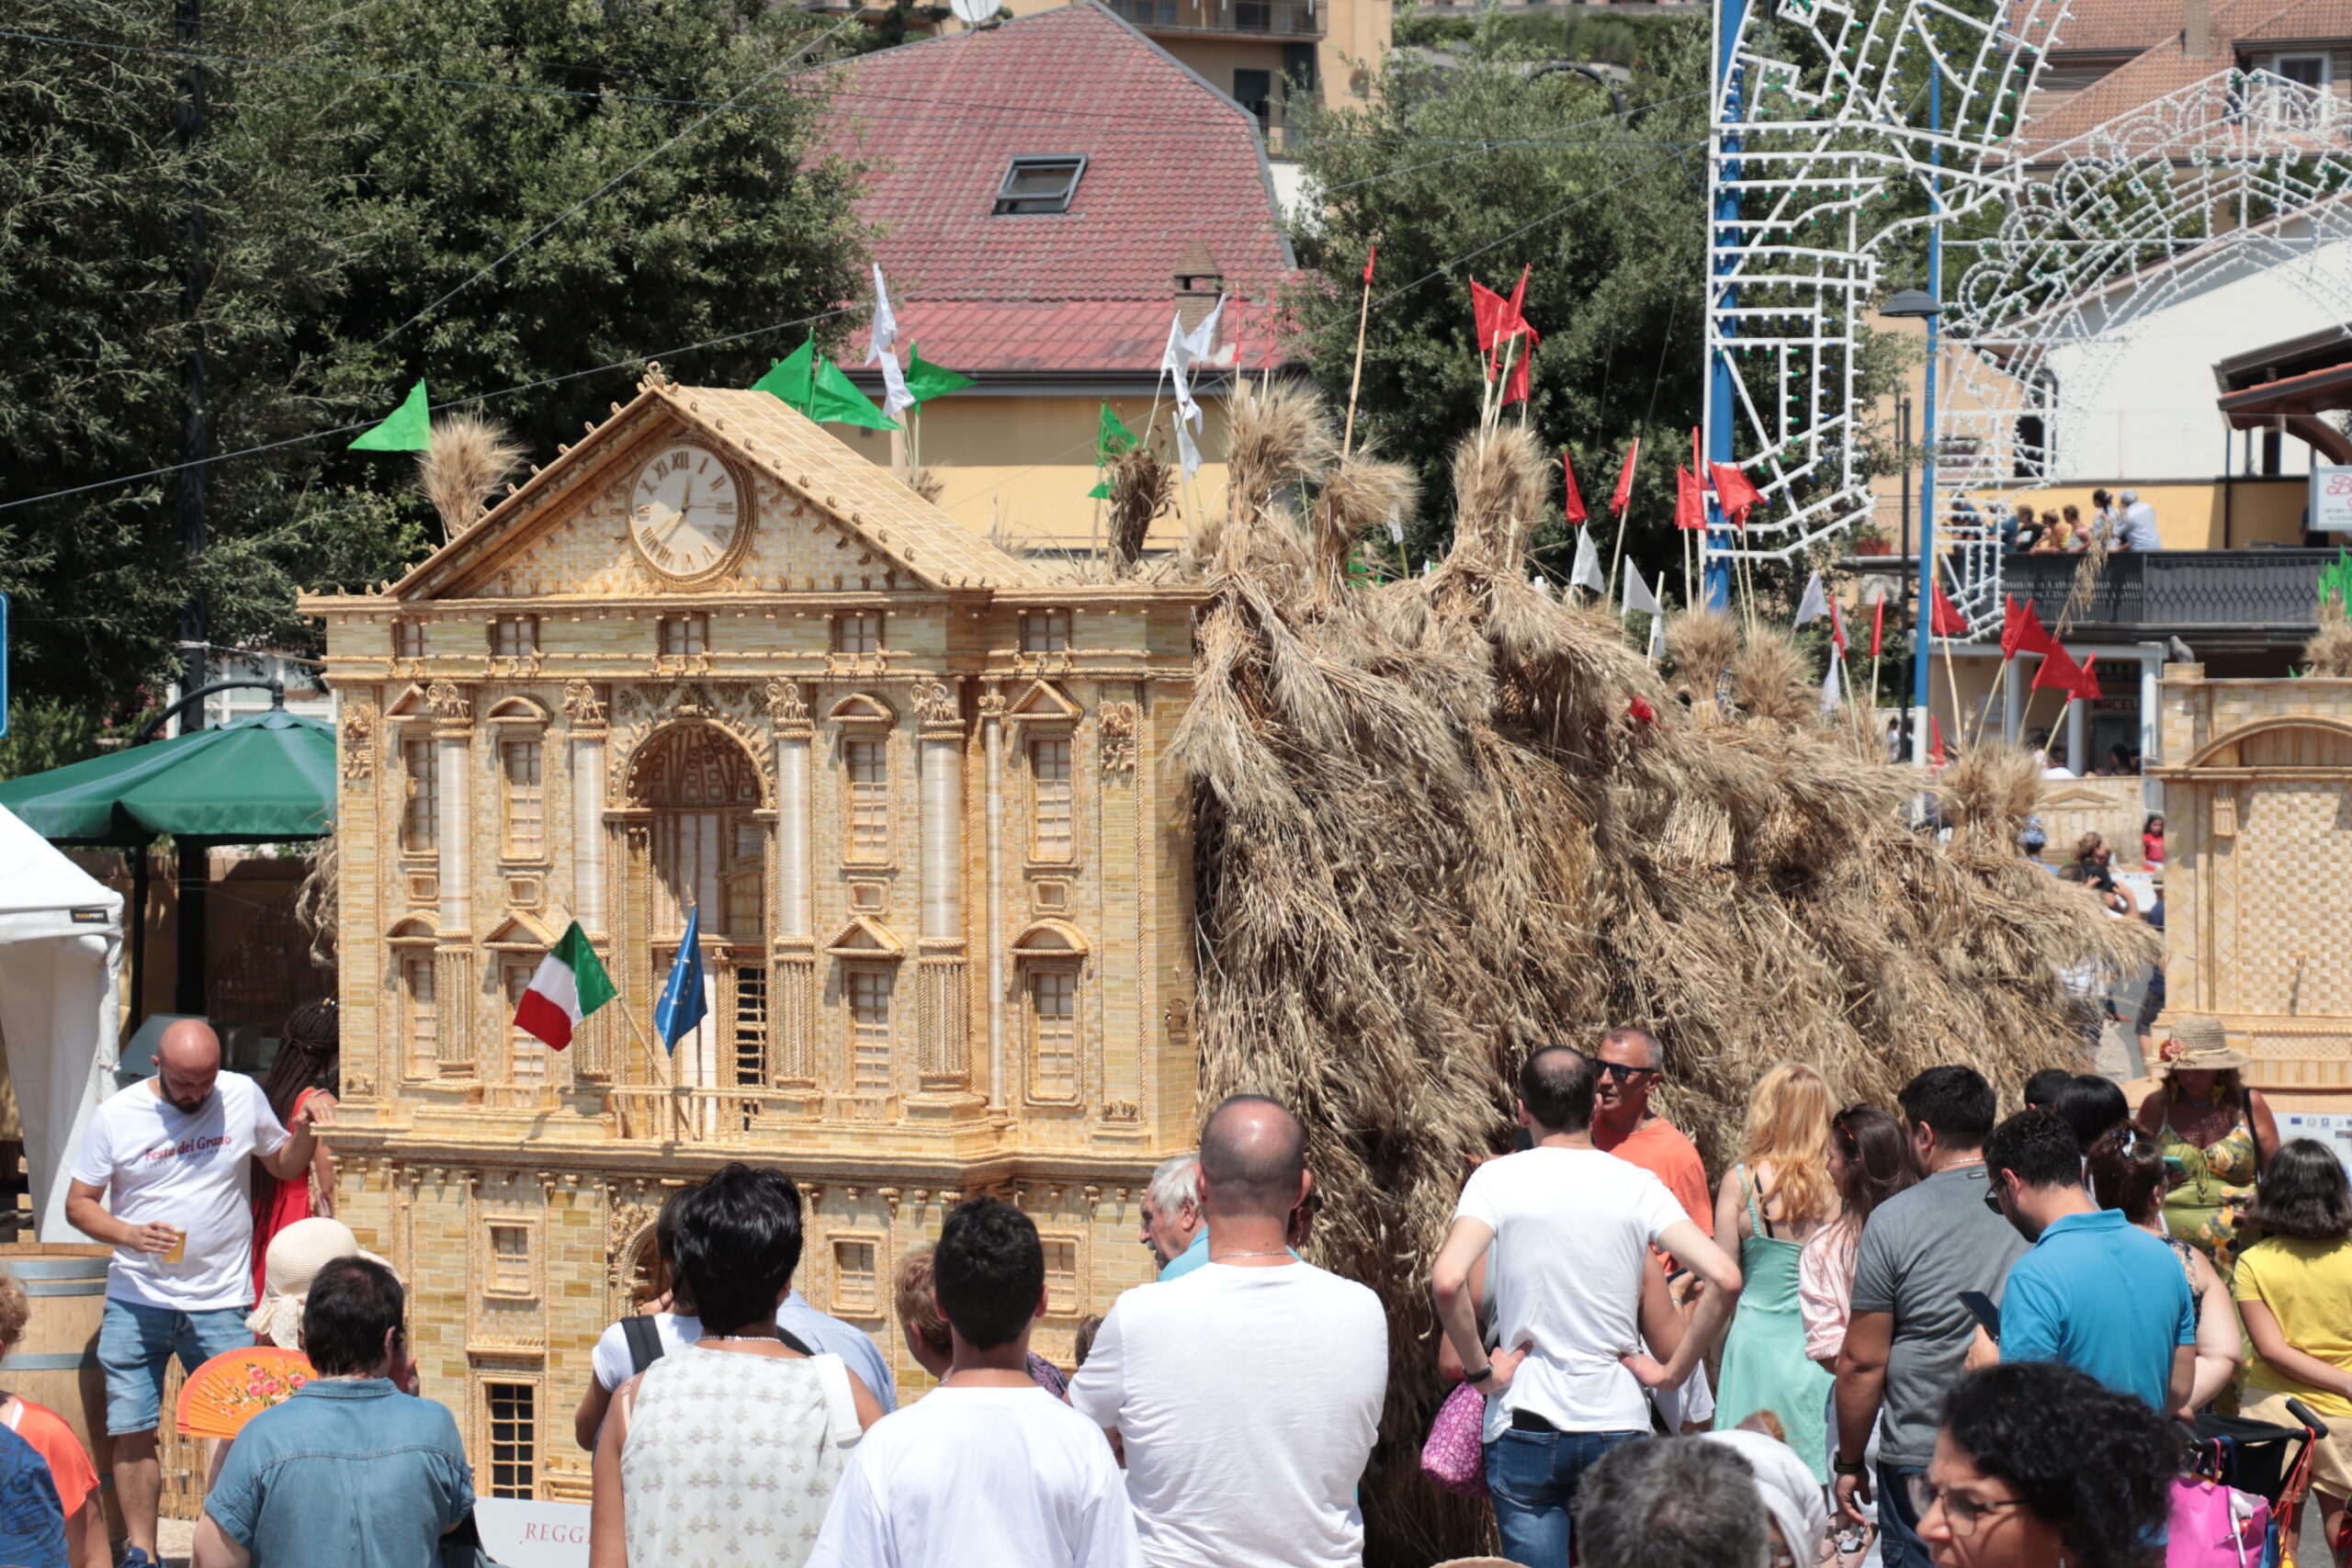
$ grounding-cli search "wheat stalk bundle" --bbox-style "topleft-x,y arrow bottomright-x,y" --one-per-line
416,413 -> 526,540
1170,387 -> 2155,1565
2303,599 -> 2352,677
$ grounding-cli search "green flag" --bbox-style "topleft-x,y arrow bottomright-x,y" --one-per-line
349,379 -> 432,452
2320,547 -> 2352,613
1089,400 -> 1138,499
754,341 -> 898,430
902,344 -> 975,408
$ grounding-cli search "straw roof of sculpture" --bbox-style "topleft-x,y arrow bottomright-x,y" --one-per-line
1170,383 -> 2154,1565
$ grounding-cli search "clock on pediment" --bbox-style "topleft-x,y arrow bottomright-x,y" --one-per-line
627,441 -> 754,583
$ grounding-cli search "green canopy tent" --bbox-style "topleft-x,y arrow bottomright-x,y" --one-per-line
0,682 -> 336,1025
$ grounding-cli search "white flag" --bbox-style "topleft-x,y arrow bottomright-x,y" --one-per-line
1175,411 -> 1203,480
867,265 -> 914,418
1793,570 -> 1831,626
1422,558 -> 1435,578
1569,525 -> 1606,594
1623,562 -> 1664,617
1648,611 -> 1668,661
1531,572 -> 1553,598
1160,296 -> 1226,433
1819,653 -> 1844,713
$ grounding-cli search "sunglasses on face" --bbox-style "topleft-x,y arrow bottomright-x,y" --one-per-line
1580,1055 -> 1660,1084
1908,1476 -> 2025,1538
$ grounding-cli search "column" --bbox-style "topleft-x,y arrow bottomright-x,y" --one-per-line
428,682 -> 475,1076
2004,657 -> 2025,745
914,681 -> 971,1094
981,682 -> 1007,1111
768,680 -> 817,1088
2065,682 -> 2089,776
568,719 -> 608,1078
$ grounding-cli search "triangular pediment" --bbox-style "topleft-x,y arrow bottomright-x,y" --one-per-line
1005,680 -> 1083,724
822,916 -> 906,959
384,378 -> 1031,603
484,912 -> 558,948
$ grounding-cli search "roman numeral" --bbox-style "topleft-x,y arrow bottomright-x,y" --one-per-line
696,457 -> 708,474
715,502 -> 735,516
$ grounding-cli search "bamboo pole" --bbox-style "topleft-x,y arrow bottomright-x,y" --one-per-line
612,993 -> 685,1143
1341,238 -> 1379,457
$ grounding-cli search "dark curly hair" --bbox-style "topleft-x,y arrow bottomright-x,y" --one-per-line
1940,1362 -> 2177,1568
2241,1139 -> 2352,1243
259,998 -> 340,1125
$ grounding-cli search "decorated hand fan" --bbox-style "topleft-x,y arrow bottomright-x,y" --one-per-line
175,1348 -> 316,1439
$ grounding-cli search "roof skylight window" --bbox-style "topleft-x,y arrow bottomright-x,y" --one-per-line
992,155 -> 1087,216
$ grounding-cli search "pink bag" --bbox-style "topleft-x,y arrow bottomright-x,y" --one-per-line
2165,1475 -> 2267,1568
1419,1380 -> 1488,1498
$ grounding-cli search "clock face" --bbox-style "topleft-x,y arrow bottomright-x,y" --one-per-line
629,444 -> 745,580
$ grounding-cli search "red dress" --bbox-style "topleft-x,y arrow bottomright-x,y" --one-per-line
250,1088 -> 323,1304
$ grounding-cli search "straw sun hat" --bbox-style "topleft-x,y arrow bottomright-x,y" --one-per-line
2163,1013 -> 2250,1072
247,1218 -> 391,1348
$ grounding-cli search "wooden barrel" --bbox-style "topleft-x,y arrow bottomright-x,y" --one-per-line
0,1243 -> 120,1538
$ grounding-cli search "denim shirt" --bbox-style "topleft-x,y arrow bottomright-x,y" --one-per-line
206,1378 -> 473,1568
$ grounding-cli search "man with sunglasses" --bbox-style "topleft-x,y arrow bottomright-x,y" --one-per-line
1588,1027 -> 1713,1245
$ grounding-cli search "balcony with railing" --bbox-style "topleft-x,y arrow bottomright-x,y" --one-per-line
1996,548 -> 2336,649
1104,0 -> 1325,38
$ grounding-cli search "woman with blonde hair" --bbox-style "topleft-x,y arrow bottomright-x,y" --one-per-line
1713,1062 -> 1839,1483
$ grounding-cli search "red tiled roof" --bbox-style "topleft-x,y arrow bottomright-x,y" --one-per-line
2016,0 -> 2328,152
825,3 -> 1295,378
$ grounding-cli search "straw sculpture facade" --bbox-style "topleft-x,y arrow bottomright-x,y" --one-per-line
2151,664 -> 2352,1104
1173,383 -> 2155,1563
299,372 -> 1205,1503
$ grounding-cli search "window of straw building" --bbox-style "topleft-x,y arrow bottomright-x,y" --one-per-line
1020,611 -> 1070,654
401,738 -> 438,856
847,969 -> 891,1092
483,1382 -> 537,1498
1030,738 -> 1074,863
486,1224 -> 534,1299
833,613 -> 883,656
1029,969 -> 1079,1100
488,617 -> 537,659
1041,1237 -> 1080,1315
658,615 -> 707,658
843,739 -> 889,863
500,962 -> 548,1088
832,1239 -> 879,1315
733,964 -> 768,1087
499,739 -> 545,861
401,953 -> 438,1078
392,620 -> 427,659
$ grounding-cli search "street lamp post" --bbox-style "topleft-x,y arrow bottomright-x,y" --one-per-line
1881,288 -> 1942,764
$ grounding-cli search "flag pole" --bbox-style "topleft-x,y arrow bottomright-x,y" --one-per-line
610,993 -> 685,1143
1341,238 -> 1379,458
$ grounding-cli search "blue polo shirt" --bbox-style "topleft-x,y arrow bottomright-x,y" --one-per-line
1159,1228 -> 1210,1280
1999,1207 -> 2195,1411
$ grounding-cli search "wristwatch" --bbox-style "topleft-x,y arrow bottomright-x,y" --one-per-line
1832,1453 -> 1869,1478
1465,1364 -> 1496,1386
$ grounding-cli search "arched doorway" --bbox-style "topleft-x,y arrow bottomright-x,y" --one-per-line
628,724 -> 767,1103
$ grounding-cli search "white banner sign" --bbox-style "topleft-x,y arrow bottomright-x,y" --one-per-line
473,1499 -> 592,1568
2311,467 -> 2352,533
2278,1112 -> 2352,1182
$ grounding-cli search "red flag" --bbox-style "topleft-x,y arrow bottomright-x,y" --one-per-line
1470,279 -> 1517,351
1930,716 -> 1947,765
1829,597 -> 1849,655
1869,596 -> 1885,658
1609,439 -> 1641,514
2071,653 -> 2102,703
2000,594 -> 2054,661
1675,466 -> 1706,531
1709,462 -> 1763,527
1929,581 -> 1972,637
2032,640 -> 2084,694
1561,447 -> 1588,526
1363,243 -> 1377,286
1470,274 -> 1539,404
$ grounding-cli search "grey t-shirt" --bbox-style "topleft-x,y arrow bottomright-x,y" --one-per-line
1848,1162 -> 2029,1469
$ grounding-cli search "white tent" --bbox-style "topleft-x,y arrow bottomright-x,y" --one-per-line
0,805 -> 121,1239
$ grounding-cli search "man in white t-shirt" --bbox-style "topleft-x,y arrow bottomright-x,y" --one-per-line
1432,1045 -> 1744,1566
810,1197 -> 1138,1568
64,1020 -> 332,1568
1069,1098 -> 1386,1568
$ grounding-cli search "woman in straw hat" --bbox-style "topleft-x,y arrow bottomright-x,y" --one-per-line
2132,1013 -> 2278,1273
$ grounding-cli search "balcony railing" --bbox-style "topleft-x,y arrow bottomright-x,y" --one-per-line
1106,0 -> 1325,38
1997,548 -> 2336,645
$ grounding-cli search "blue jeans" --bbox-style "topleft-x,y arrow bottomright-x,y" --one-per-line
1875,1461 -> 1930,1568
1485,1426 -> 1647,1566
97,1299 -> 254,1435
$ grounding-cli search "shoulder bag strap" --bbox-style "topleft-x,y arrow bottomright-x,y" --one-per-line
811,1353 -> 864,1450
621,1314 -> 665,1377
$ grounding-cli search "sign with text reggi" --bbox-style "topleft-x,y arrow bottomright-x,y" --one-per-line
473,1499 -> 591,1567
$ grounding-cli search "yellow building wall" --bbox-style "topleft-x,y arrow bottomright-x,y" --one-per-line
852,393 -> 1228,555
1982,479 -> 2308,550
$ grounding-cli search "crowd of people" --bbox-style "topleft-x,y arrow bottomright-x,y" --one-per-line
2001,489 -> 2164,554
17,998 -> 2352,1568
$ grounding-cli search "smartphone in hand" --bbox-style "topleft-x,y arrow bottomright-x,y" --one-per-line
1960,1290 -> 2001,1343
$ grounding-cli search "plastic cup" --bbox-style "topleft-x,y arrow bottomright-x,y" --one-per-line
162,1228 -> 187,1265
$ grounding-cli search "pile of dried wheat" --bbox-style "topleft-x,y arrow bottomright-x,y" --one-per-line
1170,384 -> 2154,1565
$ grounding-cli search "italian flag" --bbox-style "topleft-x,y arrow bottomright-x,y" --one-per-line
512,921 -> 616,1051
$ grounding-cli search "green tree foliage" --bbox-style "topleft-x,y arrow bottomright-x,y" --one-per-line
0,0 -> 867,737
1287,12 -> 1713,582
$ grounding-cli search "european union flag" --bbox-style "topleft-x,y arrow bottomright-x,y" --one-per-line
653,907 -> 708,1054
